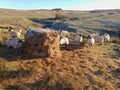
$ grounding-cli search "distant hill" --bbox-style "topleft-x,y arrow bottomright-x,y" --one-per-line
90,9 -> 120,13
0,8 -> 120,36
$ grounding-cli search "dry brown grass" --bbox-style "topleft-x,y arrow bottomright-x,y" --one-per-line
0,43 -> 119,90
0,27 -> 120,90
112,37 -> 120,44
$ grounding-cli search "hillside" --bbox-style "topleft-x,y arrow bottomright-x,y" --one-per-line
0,9 -> 120,90
0,9 -> 120,36
0,42 -> 120,90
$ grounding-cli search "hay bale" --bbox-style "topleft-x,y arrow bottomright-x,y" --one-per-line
24,28 -> 61,58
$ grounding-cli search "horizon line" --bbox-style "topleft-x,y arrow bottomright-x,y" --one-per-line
0,8 -> 120,11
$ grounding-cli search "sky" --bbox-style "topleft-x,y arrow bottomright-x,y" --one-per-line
0,0 -> 120,10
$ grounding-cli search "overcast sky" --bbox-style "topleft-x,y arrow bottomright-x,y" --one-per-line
0,0 -> 120,10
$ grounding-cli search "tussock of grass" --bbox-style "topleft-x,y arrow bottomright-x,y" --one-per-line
112,37 -> 120,44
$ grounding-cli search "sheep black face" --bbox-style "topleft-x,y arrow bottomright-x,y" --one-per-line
87,34 -> 92,39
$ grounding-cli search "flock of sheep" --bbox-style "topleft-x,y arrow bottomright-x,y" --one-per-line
4,28 -> 110,55
59,30 -> 110,46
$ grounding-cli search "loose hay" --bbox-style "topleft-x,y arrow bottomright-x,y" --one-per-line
24,29 -> 61,58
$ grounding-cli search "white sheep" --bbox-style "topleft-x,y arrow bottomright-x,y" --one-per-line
74,34 -> 83,44
6,37 -> 23,54
16,27 -> 22,38
92,34 -> 104,45
87,35 -> 95,46
58,30 -> 70,38
18,27 -> 22,33
16,32 -> 21,38
103,33 -> 110,42
60,36 -> 69,45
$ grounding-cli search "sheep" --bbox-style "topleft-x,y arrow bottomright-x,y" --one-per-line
103,33 -> 110,42
16,31 -> 21,38
5,37 -> 23,54
17,27 -> 22,38
8,27 -> 22,38
74,34 -> 83,44
8,29 -> 17,38
87,35 -> 95,46
58,30 -> 70,38
60,36 -> 69,45
18,27 -> 22,33
92,33 -> 104,45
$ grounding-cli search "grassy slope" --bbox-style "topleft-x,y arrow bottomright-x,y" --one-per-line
0,9 -> 56,29
0,9 -> 120,90
0,9 -> 120,36
0,43 -> 120,90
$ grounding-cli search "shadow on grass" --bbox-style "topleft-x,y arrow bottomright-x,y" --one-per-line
79,25 -> 120,37
111,68 -> 120,88
60,43 -> 85,51
0,39 -> 85,61
5,83 -> 71,90
29,18 -> 77,32
0,68 -> 33,82
110,44 -> 120,59
0,45 -> 22,61
5,74 -> 73,90
113,48 -> 120,57
0,43 -> 42,61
